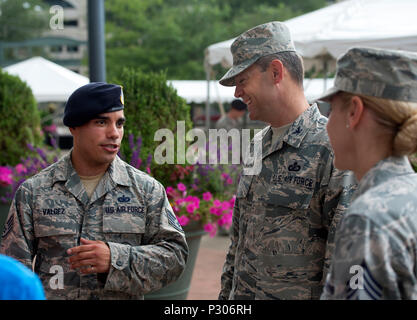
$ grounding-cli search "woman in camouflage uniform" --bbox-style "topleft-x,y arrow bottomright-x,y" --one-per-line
319,47 -> 417,299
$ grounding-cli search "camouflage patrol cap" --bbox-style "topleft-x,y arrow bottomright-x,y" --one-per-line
219,21 -> 296,87
318,47 -> 417,102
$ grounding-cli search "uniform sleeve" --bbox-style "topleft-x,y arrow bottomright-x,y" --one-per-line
320,160 -> 357,284
321,214 -> 409,300
104,181 -> 189,295
0,183 -> 36,270
218,197 -> 240,300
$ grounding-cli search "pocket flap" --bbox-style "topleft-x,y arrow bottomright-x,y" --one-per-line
103,215 -> 145,234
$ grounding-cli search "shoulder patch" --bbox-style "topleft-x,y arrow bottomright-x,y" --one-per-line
167,209 -> 183,233
1,214 -> 14,239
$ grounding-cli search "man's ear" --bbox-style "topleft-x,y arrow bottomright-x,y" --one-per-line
270,59 -> 284,84
348,96 -> 365,129
69,127 -> 76,136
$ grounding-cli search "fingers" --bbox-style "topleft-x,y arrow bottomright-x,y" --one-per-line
67,238 -> 111,274
80,238 -> 95,245
67,238 -> 96,255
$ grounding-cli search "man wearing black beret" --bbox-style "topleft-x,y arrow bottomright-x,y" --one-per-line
0,82 -> 189,300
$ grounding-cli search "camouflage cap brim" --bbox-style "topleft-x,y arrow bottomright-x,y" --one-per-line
317,47 -> 417,103
219,56 -> 259,87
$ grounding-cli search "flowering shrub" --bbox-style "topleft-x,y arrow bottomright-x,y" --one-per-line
121,133 -> 241,237
0,143 -> 59,204
163,142 -> 241,237
166,184 -> 235,237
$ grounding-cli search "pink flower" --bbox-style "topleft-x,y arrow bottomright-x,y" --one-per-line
175,198 -> 185,206
43,124 -> 57,133
209,207 -> 222,216
221,201 -> 231,210
202,192 -> 212,201
146,167 -> 151,174
186,203 -> 197,214
177,183 -> 186,192
221,173 -> 229,180
15,164 -> 27,174
0,167 -> 13,187
213,199 -> 221,207
177,215 -> 190,226
229,195 -> 236,207
204,223 -> 217,237
166,186 -> 174,194
226,177 -> 233,185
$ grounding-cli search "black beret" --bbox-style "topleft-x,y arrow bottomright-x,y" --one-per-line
63,82 -> 124,127
231,99 -> 247,111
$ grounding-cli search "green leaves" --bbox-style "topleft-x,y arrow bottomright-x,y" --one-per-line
0,68 -> 42,165
111,67 -> 192,186
105,0 -> 328,80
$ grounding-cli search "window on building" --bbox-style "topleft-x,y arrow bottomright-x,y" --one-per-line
67,45 -> 79,53
64,20 -> 78,27
50,45 -> 63,53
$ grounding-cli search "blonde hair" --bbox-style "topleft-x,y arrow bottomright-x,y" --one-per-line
338,92 -> 417,156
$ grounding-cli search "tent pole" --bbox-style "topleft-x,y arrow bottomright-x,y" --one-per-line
205,60 -> 211,131
323,58 -> 328,92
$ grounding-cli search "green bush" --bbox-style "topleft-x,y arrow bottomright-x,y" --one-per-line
111,68 -> 193,186
0,68 -> 43,166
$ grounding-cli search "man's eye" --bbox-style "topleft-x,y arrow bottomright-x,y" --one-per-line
117,121 -> 125,128
96,119 -> 106,125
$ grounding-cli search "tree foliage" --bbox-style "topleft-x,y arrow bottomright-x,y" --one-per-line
111,67 -> 192,186
0,0 -> 49,42
105,0 -> 328,80
0,68 -> 43,166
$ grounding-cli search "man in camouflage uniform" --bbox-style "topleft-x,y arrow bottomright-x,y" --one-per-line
0,82 -> 188,300
218,21 -> 356,300
319,47 -> 417,299
215,99 -> 247,131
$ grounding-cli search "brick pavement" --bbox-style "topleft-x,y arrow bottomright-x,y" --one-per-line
187,233 -> 230,300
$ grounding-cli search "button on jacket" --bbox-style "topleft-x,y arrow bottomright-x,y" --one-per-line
219,104 -> 356,300
0,152 -> 188,300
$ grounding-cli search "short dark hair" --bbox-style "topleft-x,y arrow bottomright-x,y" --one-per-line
255,51 -> 304,87
231,99 -> 247,111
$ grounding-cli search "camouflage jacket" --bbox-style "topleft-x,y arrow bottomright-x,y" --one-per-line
0,152 -> 188,300
219,104 -> 356,300
321,156 -> 417,300
215,115 -> 243,131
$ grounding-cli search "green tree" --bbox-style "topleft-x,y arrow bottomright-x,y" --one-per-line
0,0 -> 49,42
0,68 -> 43,166
111,68 -> 193,186
105,0 -> 328,80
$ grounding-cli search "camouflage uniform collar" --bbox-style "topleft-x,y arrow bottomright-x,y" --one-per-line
262,103 -> 320,158
107,155 -> 132,187
51,150 -> 131,187
353,156 -> 415,202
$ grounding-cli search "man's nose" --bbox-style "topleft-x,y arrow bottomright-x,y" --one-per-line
234,85 -> 242,98
107,123 -> 120,139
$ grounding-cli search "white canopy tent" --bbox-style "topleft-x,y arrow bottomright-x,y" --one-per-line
4,56 -> 89,103
204,0 -> 417,127
169,78 -> 334,104
205,0 -> 417,67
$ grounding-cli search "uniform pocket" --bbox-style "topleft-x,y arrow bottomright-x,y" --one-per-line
103,215 -> 145,246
